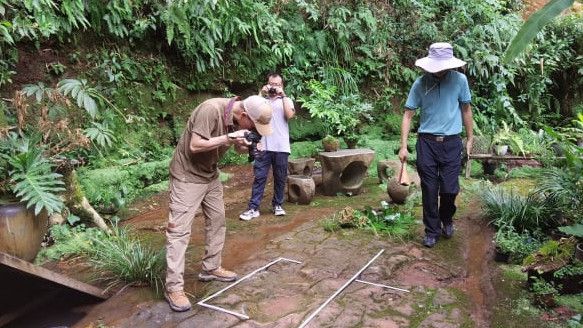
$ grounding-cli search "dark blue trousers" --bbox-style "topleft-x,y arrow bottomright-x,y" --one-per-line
416,135 -> 462,238
248,151 -> 289,210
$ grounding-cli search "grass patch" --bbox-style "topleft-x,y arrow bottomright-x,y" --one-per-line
36,223 -> 166,294
90,225 -> 166,294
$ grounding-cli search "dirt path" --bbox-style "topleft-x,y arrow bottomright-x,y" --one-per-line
40,164 -> 497,328
8,164 -> 503,328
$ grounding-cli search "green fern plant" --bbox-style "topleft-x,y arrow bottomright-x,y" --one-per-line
0,133 -> 65,215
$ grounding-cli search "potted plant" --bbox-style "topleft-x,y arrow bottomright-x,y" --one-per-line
0,133 -> 63,261
491,121 -> 526,156
529,276 -> 559,308
342,132 -> 359,149
322,134 -> 340,152
1,80 -> 114,260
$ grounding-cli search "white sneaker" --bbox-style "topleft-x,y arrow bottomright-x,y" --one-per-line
273,205 -> 286,216
239,208 -> 260,221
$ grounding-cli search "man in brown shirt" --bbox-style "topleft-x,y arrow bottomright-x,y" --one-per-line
165,95 -> 272,312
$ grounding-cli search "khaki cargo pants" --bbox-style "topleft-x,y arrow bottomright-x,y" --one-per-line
165,177 -> 225,292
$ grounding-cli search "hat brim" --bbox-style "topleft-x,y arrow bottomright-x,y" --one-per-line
254,122 -> 272,136
415,57 -> 466,73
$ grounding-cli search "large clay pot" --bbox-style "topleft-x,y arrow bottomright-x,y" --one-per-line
0,202 -> 48,261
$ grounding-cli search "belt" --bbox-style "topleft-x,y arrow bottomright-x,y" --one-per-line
418,133 -> 460,142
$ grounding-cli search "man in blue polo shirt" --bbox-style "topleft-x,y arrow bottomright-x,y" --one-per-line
398,42 -> 474,248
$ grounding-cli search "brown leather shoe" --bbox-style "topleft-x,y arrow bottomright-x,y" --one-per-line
198,266 -> 238,282
165,290 -> 191,312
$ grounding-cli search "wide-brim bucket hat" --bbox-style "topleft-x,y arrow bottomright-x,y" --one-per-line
415,42 -> 466,73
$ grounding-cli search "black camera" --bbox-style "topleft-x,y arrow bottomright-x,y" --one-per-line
268,87 -> 278,96
244,130 -> 262,162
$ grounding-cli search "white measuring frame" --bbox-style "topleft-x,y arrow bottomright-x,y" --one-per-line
197,257 -> 302,320
297,249 -> 409,328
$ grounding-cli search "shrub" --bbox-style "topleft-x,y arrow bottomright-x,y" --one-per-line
35,224 -> 106,264
494,227 -> 543,264
290,141 -> 321,159
536,168 -> 583,223
78,159 -> 170,212
219,148 -> 249,166
289,116 -> 326,141
480,186 -> 556,231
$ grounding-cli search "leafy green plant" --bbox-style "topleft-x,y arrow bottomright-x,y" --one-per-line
327,202 -> 418,239
559,224 -> 583,238
494,227 -> 543,263
46,62 -> 66,76
84,122 -> 116,148
530,276 -> 559,295
35,223 -> 106,264
553,261 -> 583,279
0,133 -> 65,215
290,141 -> 320,159
298,80 -> 372,137
492,121 -> 526,156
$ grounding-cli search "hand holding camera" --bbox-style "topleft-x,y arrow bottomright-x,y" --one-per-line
262,84 -> 284,98
227,129 -> 263,162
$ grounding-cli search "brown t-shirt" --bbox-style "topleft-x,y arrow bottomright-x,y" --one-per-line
169,98 -> 234,183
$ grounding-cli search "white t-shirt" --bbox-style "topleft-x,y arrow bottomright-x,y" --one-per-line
261,97 -> 293,153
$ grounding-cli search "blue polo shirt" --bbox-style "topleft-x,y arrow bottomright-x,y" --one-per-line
405,71 -> 471,135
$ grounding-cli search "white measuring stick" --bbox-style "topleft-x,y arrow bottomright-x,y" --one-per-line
297,249 -> 385,328
354,279 -> 410,293
197,302 -> 250,320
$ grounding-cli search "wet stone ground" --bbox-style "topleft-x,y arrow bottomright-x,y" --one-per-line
61,165 -> 498,328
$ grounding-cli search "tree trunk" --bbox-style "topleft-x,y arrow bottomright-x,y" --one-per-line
56,161 -> 111,233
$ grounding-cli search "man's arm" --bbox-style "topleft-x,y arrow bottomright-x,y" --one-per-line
461,103 -> 473,155
282,97 -> 295,120
398,109 -> 415,163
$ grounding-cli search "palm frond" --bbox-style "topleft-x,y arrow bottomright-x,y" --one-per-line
503,0 -> 575,63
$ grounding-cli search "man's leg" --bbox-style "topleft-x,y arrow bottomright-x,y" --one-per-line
438,137 -> 463,237
272,152 -> 289,209
247,151 -> 273,210
199,178 -> 237,282
165,178 -> 207,311
416,138 -> 441,243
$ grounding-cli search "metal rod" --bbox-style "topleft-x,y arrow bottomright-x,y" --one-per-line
297,249 -> 385,328
279,257 -> 302,264
355,279 -> 410,293
197,302 -> 250,320
199,257 -> 283,304
197,257 -> 302,319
